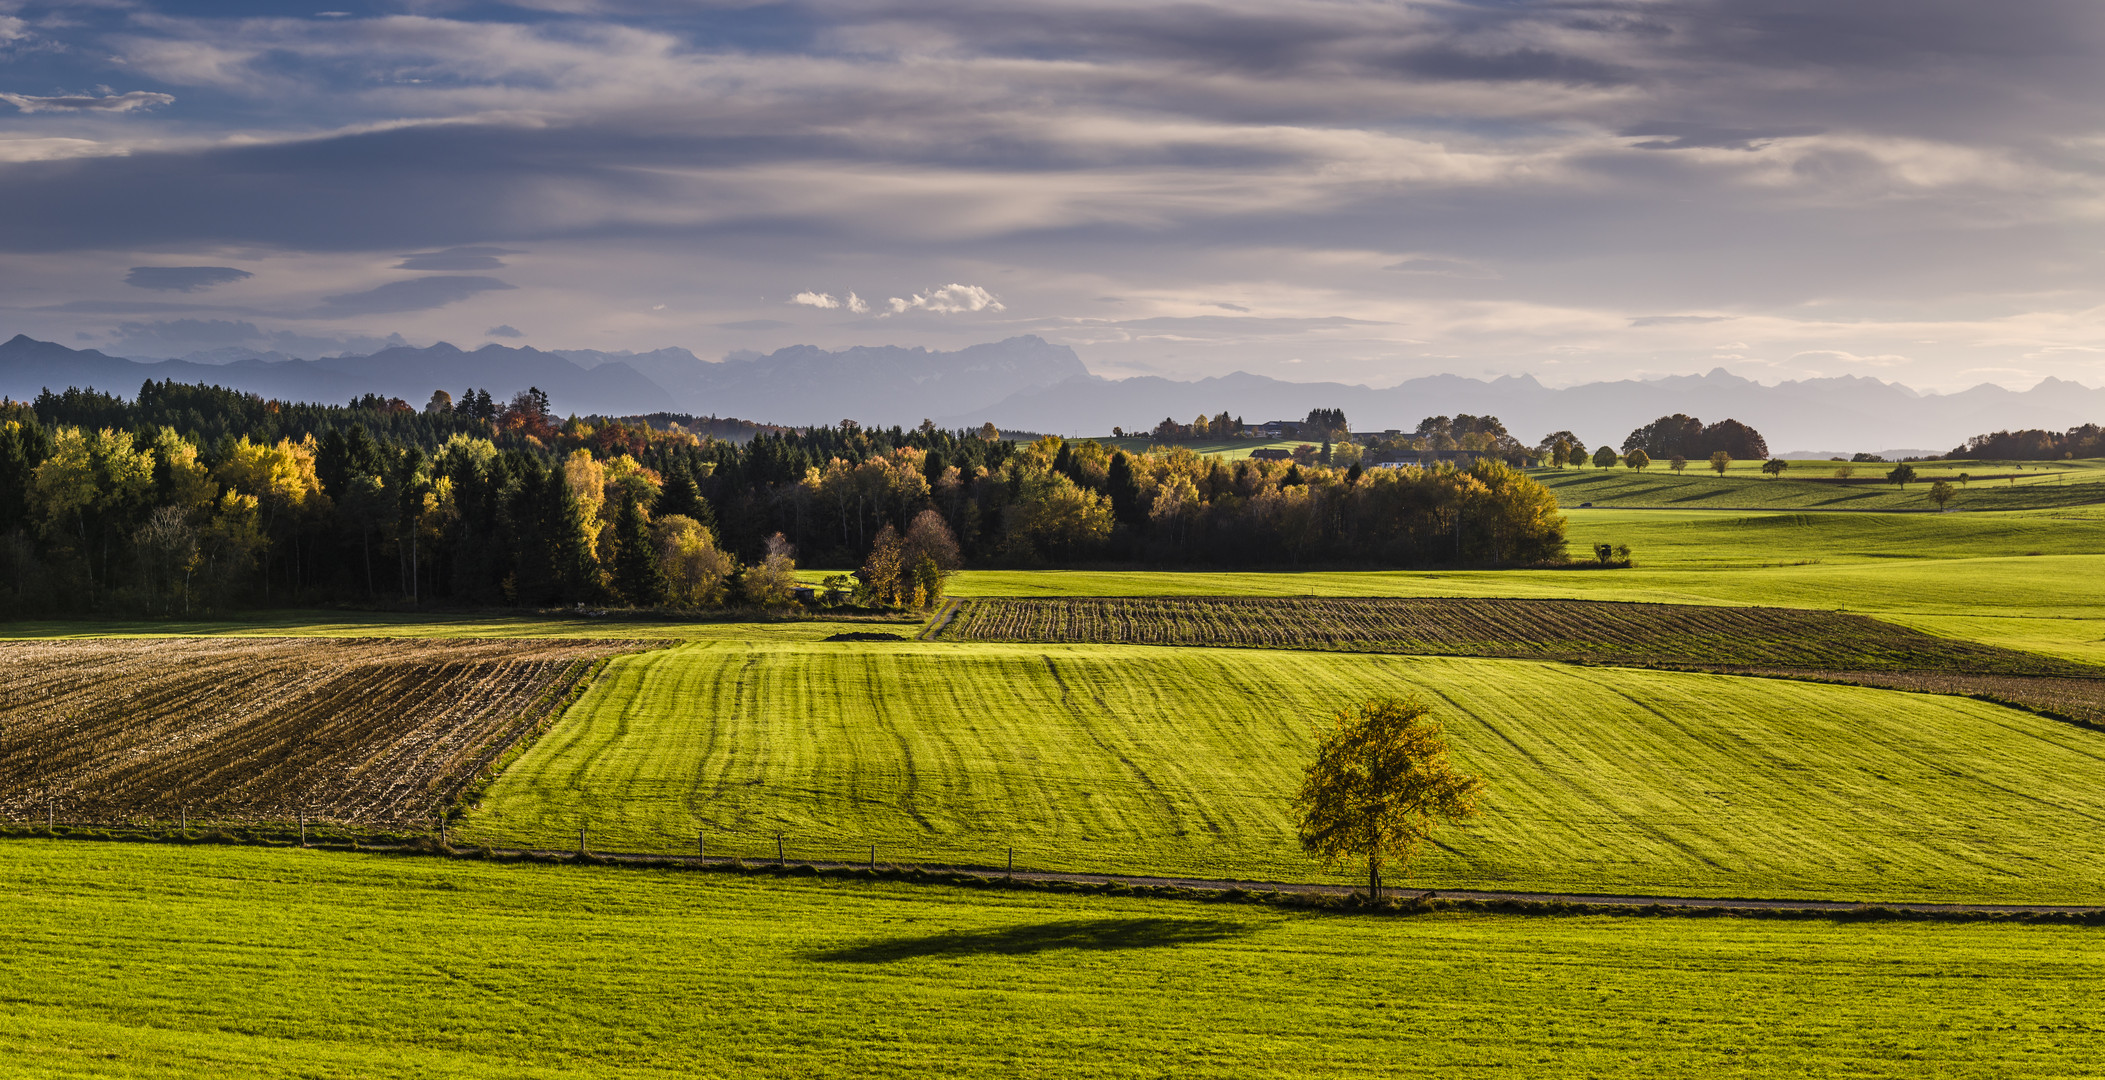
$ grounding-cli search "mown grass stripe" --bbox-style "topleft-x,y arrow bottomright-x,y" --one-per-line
460,642 -> 2105,904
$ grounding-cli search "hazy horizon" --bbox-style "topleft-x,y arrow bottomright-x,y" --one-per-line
2,1 -> 2101,395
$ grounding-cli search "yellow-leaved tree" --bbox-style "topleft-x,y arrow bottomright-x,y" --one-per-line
1294,696 -> 1487,901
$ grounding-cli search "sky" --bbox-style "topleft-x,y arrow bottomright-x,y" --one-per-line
0,0 -> 2101,392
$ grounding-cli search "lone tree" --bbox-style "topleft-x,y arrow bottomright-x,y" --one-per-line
1624,448 -> 1650,471
1295,696 -> 1487,901
1669,455 -> 1688,473
1592,445 -> 1619,469
1761,458 -> 1788,479
1888,463 -> 1918,488
1929,479 -> 1956,510
1709,451 -> 1732,476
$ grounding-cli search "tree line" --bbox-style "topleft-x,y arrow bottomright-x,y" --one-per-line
0,380 -> 1571,616
1950,425 -> 2105,461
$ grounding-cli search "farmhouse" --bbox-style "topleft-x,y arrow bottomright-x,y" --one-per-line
1249,448 -> 1293,461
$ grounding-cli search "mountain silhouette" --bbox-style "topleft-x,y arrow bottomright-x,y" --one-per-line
5,332 -> 2098,453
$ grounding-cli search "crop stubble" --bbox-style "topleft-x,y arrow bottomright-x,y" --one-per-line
0,637 -> 643,826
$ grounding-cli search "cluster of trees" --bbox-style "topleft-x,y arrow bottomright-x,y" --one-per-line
1118,407 -> 1352,443
1369,416 -> 1534,463
1950,425 -> 2105,460
1133,411 -> 1244,442
1620,414 -> 1770,462
1528,415 -> 1768,471
0,380 -> 1571,616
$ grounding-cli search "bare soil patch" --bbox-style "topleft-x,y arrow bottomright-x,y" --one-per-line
0,637 -> 644,826
940,596 -> 2099,676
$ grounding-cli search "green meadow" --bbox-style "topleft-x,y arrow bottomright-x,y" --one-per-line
460,641 -> 2105,904
1530,461 -> 2105,511
4,841 -> 2102,1079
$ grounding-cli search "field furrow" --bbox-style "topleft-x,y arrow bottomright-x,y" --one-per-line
938,595 -> 2101,675
0,638 -> 645,826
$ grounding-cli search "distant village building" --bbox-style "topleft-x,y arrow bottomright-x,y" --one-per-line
1249,447 -> 1293,461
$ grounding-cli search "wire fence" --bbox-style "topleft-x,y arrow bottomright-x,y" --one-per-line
4,807 -> 1364,887
456,823 -> 1365,886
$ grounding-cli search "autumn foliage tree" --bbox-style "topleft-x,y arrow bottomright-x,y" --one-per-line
1295,696 -> 1487,901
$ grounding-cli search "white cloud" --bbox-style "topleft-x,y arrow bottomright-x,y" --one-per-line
846,291 -> 869,314
0,91 -> 176,114
791,291 -> 840,309
885,283 -> 1005,316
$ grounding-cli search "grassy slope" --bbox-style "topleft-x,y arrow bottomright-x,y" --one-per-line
459,641 -> 2105,904
1531,462 -> 2105,511
5,841 -> 2102,1079
1094,436 -> 1311,459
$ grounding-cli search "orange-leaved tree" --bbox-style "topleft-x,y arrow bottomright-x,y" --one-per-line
1294,696 -> 1486,901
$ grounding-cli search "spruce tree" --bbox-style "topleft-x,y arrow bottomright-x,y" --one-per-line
613,498 -> 668,606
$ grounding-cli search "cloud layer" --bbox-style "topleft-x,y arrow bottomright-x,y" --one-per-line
0,1 -> 2098,389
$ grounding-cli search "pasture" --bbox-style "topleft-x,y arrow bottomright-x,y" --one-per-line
459,641 -> 2105,903
0,638 -> 639,826
4,841 -> 2102,1079
1532,459 -> 2105,511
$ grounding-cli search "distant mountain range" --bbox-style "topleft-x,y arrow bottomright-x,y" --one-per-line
0,334 -> 668,420
956,367 -> 2105,455
5,332 -> 2101,454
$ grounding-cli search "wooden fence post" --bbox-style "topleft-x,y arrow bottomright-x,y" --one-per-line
1007,846 -> 1014,879
776,833 -> 785,867
869,844 -> 875,868
579,825 -> 587,856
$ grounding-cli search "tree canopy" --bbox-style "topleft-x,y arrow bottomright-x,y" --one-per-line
0,382 -> 1571,616
1623,414 -> 1769,461
1295,696 -> 1487,901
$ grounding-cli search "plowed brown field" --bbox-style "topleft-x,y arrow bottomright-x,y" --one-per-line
940,595 -> 2100,676
0,637 -> 643,826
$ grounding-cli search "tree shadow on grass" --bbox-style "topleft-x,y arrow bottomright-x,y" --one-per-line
810,918 -> 1254,964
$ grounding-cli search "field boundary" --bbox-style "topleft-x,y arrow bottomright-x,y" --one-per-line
935,595 -> 2105,676
446,649 -> 646,820
7,828 -> 2104,922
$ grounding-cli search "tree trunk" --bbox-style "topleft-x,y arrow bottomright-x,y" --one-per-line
1368,850 -> 1380,902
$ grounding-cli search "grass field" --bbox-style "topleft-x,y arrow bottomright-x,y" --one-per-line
1532,464 -> 2105,511
1093,436 -> 1311,459
937,595 -> 2098,675
4,841 -> 2102,1078
459,641 -> 2105,903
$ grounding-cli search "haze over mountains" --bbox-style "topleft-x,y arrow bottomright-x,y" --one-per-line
4,332 -> 2099,456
